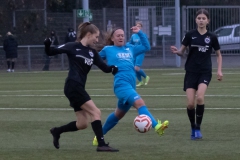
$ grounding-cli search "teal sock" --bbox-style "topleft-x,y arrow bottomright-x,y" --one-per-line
139,69 -> 146,78
138,106 -> 157,128
102,112 -> 119,135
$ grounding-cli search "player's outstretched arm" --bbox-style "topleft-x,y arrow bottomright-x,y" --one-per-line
44,38 -> 69,56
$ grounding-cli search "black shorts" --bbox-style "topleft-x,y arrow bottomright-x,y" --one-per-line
64,80 -> 91,112
183,71 -> 212,91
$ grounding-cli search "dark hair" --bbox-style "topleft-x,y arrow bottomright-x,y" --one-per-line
196,9 -> 210,30
77,22 -> 99,41
106,28 -> 123,45
196,9 -> 210,19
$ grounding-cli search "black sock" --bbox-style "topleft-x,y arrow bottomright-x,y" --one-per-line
196,104 -> 205,130
187,108 -> 196,130
11,62 -> 15,69
7,61 -> 10,69
91,120 -> 106,146
56,121 -> 78,134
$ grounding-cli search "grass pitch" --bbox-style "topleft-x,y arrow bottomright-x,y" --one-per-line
0,68 -> 239,160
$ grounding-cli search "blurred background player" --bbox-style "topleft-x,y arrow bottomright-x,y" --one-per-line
3,32 -> 18,72
170,9 -> 223,140
42,30 -> 59,71
65,27 -> 77,43
45,22 -> 119,152
92,26 -> 169,146
127,21 -> 150,87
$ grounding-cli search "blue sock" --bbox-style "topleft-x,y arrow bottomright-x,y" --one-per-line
136,71 -> 142,81
139,69 -> 146,78
102,112 -> 119,135
138,106 -> 158,128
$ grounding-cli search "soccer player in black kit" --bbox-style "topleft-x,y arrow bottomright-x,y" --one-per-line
44,22 -> 119,152
170,9 -> 223,140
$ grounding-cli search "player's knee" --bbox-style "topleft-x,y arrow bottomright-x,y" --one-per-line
196,96 -> 204,104
76,120 -> 88,129
115,109 -> 125,119
133,99 -> 145,109
187,104 -> 195,109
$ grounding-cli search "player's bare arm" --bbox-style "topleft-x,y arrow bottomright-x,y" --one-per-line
170,45 -> 186,56
215,50 -> 223,81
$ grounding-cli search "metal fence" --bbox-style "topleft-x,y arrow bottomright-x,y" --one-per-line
0,45 -> 68,71
182,6 -> 240,54
1,2 -> 240,71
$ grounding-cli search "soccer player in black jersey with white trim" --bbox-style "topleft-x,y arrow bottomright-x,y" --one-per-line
44,22 -> 119,152
170,9 -> 223,140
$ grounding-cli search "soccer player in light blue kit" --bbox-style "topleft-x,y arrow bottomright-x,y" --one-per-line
128,21 -> 150,87
93,26 -> 169,146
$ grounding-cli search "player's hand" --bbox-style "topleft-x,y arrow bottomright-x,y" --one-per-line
217,71 -> 223,81
111,65 -> 118,75
170,46 -> 178,54
44,37 -> 52,47
131,26 -> 140,33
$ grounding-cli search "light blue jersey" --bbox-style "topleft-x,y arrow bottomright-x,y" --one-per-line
127,33 -> 146,66
99,30 -> 150,107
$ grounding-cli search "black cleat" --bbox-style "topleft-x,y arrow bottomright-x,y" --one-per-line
97,144 -> 119,152
50,127 -> 60,149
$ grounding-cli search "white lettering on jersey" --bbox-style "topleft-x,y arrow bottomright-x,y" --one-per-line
192,37 -> 197,39
192,45 -> 209,53
58,44 -> 65,48
85,58 -> 93,65
198,47 -> 208,52
76,55 -> 93,66
116,52 -> 132,60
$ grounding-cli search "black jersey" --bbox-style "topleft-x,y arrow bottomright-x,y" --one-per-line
47,42 -> 113,86
182,29 -> 220,73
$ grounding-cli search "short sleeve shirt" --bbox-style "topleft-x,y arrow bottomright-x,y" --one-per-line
182,29 -> 220,73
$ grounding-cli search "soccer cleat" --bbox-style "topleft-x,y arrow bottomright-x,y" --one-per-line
11,69 -> 14,72
97,143 -> 119,152
7,69 -> 11,72
50,127 -> 60,149
155,120 -> 169,136
93,136 -> 98,146
144,76 -> 150,85
195,130 -> 202,139
191,129 -> 195,140
136,81 -> 144,87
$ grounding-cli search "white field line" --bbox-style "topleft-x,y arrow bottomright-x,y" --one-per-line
0,85 -> 239,93
0,94 -> 240,97
0,107 -> 239,111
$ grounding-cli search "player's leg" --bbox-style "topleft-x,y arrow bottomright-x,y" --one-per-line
81,101 -> 118,151
93,100 -> 131,146
102,100 -> 131,135
135,66 -> 144,86
131,94 -> 169,136
136,54 -> 150,85
184,71 -> 201,139
6,58 -> 11,72
194,72 -> 212,139
11,58 -> 15,72
186,88 -> 197,140
50,108 -> 87,149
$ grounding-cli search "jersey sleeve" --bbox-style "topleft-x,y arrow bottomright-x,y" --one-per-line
45,43 -> 71,56
99,47 -> 107,60
182,32 -> 191,47
131,30 -> 150,56
93,49 -> 112,73
211,35 -> 220,51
